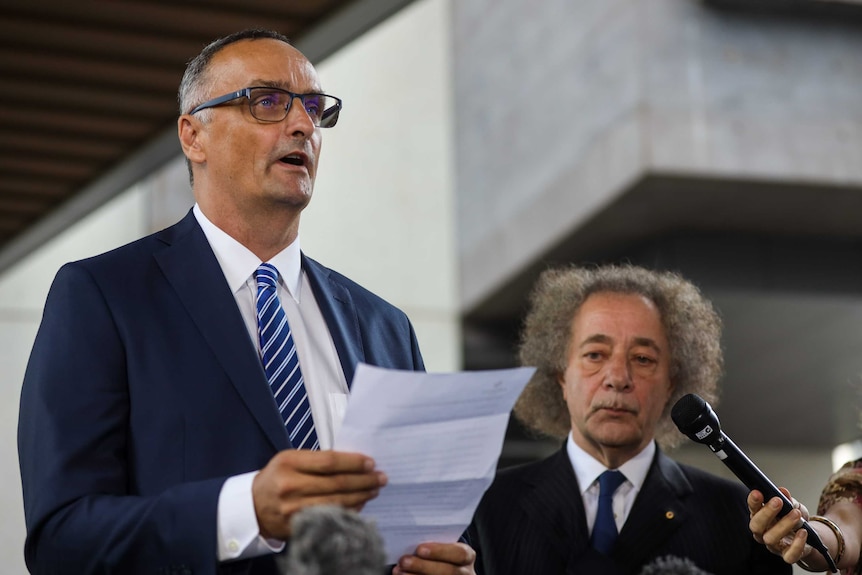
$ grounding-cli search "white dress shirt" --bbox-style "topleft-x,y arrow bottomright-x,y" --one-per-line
192,205 -> 349,561
566,433 -> 655,534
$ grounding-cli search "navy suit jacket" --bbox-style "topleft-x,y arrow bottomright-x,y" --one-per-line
18,211 -> 424,575
467,446 -> 791,575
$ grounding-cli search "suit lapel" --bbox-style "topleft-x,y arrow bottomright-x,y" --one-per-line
614,450 -> 691,571
154,212 -> 290,452
520,448 -> 592,566
302,255 -> 364,387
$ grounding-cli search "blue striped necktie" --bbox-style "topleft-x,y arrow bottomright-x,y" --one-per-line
255,263 -> 319,451
591,469 -> 626,554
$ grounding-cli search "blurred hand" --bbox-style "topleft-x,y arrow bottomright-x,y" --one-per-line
392,542 -> 476,575
253,449 -> 386,540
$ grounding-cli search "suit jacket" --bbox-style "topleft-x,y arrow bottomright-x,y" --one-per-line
18,211 -> 424,575
467,446 -> 791,575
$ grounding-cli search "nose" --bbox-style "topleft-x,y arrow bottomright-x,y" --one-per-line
603,354 -> 632,391
284,95 -> 316,136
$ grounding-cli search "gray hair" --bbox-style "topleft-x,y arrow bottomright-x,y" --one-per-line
177,29 -> 292,184
514,263 -> 723,449
279,505 -> 386,575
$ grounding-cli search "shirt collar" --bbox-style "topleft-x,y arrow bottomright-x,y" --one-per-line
193,204 -> 302,302
567,433 -> 656,495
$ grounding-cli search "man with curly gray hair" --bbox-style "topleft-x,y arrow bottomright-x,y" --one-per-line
467,264 -> 789,575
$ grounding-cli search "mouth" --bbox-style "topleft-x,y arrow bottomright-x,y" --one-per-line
278,152 -> 308,168
595,404 -> 636,417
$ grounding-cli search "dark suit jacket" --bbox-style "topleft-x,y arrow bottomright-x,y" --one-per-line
467,446 -> 791,575
17,211 -> 424,575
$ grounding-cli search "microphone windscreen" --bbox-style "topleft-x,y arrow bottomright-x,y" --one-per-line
639,555 -> 713,575
670,393 -> 708,431
279,505 -> 386,575
671,393 -> 724,446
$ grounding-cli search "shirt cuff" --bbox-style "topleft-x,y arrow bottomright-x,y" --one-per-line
217,471 -> 286,561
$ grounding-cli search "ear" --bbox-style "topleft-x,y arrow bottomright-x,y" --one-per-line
178,115 -> 206,165
667,376 -> 677,395
663,378 -> 677,408
557,372 -> 568,401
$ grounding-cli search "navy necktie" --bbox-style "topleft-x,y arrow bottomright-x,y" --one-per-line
591,470 -> 626,555
255,263 -> 319,450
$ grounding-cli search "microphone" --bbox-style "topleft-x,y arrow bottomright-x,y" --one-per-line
671,393 -> 837,573
278,505 -> 386,575
639,555 -> 712,575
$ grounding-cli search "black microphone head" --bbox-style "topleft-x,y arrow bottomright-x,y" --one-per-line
639,555 -> 713,575
671,393 -> 722,445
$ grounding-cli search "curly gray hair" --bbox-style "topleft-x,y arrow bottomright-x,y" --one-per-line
279,505 -> 385,575
514,263 -> 723,449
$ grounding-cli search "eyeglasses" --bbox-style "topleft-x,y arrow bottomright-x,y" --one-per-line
189,86 -> 342,127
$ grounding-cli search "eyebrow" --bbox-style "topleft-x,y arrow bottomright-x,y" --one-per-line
250,79 -> 323,93
579,333 -> 662,353
579,334 -> 613,347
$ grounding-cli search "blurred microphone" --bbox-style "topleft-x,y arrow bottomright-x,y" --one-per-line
639,555 -> 712,575
278,505 -> 386,575
671,393 -> 837,573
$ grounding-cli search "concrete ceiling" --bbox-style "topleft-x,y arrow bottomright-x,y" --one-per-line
0,0 -> 414,272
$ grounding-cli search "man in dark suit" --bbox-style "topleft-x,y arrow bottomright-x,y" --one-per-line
18,29 -> 475,575
467,264 -> 790,575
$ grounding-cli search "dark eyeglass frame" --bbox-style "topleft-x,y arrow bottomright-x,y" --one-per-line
189,86 -> 342,128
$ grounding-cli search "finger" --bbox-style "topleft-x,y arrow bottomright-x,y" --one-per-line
296,470 -> 387,496
261,472 -> 385,505
396,554 -> 473,575
260,460 -> 386,499
748,490 -> 765,515
781,528 -> 810,564
394,543 -> 475,574
775,487 -> 810,520
414,542 -> 476,566
273,449 -> 377,475
749,496 -> 784,540
761,508 -> 805,550
276,490 -> 381,514
750,496 -> 798,547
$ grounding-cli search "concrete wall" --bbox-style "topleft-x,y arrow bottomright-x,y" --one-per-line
306,0 -> 459,371
454,0 -> 862,310
1,0 -> 455,571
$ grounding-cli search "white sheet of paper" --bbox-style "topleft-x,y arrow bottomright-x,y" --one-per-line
333,363 -> 535,564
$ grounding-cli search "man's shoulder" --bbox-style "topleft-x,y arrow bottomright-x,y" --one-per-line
475,449 -> 571,526
490,448 -> 568,491
64,212 -> 194,271
48,215 -> 202,300
302,255 -> 405,314
665,455 -> 748,496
